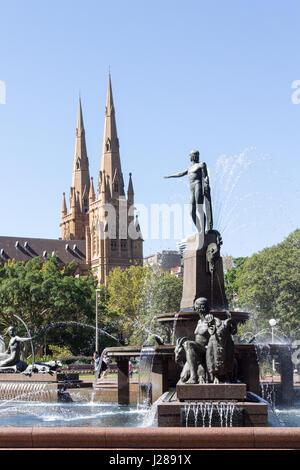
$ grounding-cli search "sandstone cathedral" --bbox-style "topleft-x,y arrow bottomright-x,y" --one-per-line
0,75 -> 143,283
60,75 -> 143,283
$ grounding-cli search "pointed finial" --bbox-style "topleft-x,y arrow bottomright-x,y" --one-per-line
89,176 -> 95,203
76,96 -> 84,136
106,72 -> 114,111
61,192 -> 67,216
127,172 -> 134,200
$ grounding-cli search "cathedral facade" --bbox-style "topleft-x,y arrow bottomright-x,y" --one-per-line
60,75 -> 143,283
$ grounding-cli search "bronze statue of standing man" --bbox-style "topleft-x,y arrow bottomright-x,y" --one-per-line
164,150 -> 213,233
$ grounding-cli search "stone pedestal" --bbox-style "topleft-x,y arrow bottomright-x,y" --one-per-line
176,381 -> 247,402
180,231 -> 227,310
234,344 -> 261,396
270,344 -> 294,405
151,355 -> 169,403
117,357 -> 129,405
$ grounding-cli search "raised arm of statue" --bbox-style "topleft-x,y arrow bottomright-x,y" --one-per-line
164,169 -> 188,178
16,336 -> 32,342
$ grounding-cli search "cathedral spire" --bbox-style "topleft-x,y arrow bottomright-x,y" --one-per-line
72,98 -> 90,212
100,74 -> 124,196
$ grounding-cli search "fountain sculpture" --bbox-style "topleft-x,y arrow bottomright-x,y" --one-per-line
105,149 -> 294,427
0,317 -> 80,402
0,150 -> 294,429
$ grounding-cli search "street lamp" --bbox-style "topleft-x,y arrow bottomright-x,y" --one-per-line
95,289 -> 101,351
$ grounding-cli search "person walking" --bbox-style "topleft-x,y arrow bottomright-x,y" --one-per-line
91,351 -> 100,372
101,353 -> 111,378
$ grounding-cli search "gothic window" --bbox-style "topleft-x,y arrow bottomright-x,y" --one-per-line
84,199 -> 88,213
76,158 -> 81,170
106,138 -> 111,151
110,240 -> 117,251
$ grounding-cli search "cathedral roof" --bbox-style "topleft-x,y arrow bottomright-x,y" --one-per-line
0,236 -> 86,266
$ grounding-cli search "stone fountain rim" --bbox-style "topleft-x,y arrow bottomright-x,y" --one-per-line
155,310 -> 250,323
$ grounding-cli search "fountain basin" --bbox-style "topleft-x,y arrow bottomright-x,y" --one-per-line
156,310 -> 250,340
2,426 -> 300,449
0,402 -> 150,428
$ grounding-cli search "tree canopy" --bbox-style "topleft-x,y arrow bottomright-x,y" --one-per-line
0,257 -> 183,355
0,256 -> 101,355
2,229 -> 297,357
225,229 -> 300,338
106,265 -> 183,345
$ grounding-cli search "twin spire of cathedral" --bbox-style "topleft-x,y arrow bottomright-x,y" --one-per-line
61,74 -> 134,227
60,75 -> 143,280
71,98 -> 90,214
100,73 -> 125,199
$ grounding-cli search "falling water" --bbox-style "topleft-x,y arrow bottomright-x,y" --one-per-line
0,382 -> 57,403
183,401 -> 238,427
144,317 -> 159,345
171,312 -> 180,344
184,402 -> 192,427
141,391 -> 169,427
137,345 -> 155,409
260,383 -> 276,410
192,402 -> 200,427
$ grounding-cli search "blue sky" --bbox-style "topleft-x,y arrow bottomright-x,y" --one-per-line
0,0 -> 299,257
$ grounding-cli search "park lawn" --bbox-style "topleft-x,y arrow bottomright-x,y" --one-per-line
79,372 -> 139,380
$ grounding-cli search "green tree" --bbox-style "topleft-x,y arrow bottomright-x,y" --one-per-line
106,265 -> 182,345
0,256 -> 114,355
224,257 -> 248,308
234,230 -> 300,337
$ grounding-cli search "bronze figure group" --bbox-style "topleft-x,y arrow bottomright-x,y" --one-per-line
175,297 -> 237,384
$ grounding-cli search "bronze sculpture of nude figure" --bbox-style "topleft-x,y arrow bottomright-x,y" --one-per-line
164,150 -> 213,233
